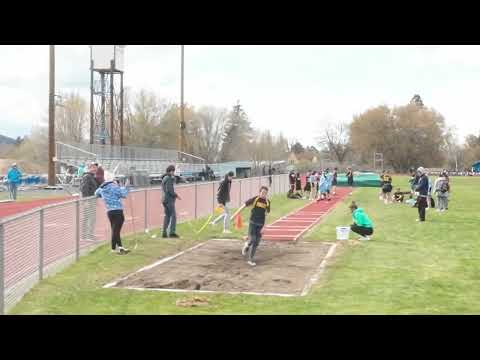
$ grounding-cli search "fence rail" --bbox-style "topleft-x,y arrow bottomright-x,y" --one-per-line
0,174 -> 289,314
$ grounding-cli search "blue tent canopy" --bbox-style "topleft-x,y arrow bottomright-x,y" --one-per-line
472,161 -> 480,172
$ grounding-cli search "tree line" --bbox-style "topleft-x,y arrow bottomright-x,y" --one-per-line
8,92 -> 480,173
8,90 -> 290,167
313,96 -> 480,172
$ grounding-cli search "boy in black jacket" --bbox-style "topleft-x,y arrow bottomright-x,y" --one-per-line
211,171 -> 234,233
231,186 -> 271,266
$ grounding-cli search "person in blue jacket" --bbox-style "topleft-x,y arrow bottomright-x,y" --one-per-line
317,169 -> 332,201
6,163 -> 22,201
95,176 -> 130,254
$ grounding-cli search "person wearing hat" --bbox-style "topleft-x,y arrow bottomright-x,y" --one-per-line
211,171 -> 234,233
95,164 -> 105,186
414,167 -> 429,222
95,174 -> 130,254
6,163 -> 22,201
161,165 -> 182,238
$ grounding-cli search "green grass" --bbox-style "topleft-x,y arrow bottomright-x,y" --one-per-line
10,194 -> 309,315
10,177 -> 480,314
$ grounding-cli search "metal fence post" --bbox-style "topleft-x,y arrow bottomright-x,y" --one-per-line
144,190 -> 148,231
75,200 -> 80,261
212,181 -> 215,212
0,223 -> 4,315
239,179 -> 242,206
39,209 -> 44,281
194,183 -> 198,219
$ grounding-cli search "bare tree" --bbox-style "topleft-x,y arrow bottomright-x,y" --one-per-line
194,106 -> 228,162
317,122 -> 351,164
55,92 -> 89,143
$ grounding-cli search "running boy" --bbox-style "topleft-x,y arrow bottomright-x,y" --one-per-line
231,186 -> 271,267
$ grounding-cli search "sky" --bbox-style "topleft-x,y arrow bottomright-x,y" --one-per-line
1,44 -> 480,146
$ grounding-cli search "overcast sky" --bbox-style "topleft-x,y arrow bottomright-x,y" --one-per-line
1,45 -> 480,145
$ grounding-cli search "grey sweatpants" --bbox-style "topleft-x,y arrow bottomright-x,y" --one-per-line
437,193 -> 449,210
212,203 -> 230,230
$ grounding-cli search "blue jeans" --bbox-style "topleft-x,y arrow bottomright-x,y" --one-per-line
9,183 -> 18,200
162,201 -> 177,235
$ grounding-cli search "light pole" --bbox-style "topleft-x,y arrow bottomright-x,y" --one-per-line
179,45 -> 186,153
48,45 -> 56,186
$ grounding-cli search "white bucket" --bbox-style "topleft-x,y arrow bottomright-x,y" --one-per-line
336,226 -> 350,241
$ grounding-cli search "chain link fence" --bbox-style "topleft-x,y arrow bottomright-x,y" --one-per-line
0,174 -> 289,314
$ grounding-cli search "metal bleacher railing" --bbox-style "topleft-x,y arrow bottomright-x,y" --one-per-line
55,142 -> 207,176
0,174 -> 289,314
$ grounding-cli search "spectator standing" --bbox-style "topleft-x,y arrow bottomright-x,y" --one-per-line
415,167 -> 429,223
6,163 -> 22,201
161,165 -> 182,238
211,171 -> 234,233
79,163 -> 99,240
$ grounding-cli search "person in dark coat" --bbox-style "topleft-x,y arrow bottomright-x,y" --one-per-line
211,171 -> 234,233
414,167 -> 429,222
162,165 -> 182,238
79,163 -> 99,241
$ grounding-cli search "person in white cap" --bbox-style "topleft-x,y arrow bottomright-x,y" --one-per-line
6,163 -> 22,201
414,167 -> 429,222
95,173 -> 130,254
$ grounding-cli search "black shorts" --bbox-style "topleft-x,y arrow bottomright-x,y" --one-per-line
304,182 -> 311,192
382,183 -> 392,193
348,179 -> 353,186
332,179 -> 337,186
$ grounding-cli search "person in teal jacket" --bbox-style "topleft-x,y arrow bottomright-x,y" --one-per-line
6,163 -> 22,201
349,201 -> 374,240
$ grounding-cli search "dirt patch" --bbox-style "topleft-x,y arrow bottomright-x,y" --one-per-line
112,239 -> 333,296
176,296 -> 210,307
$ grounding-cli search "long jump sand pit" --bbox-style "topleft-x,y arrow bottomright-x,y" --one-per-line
106,239 -> 336,297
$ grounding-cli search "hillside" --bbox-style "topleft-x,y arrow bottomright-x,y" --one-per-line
0,134 -> 16,145
0,159 -> 47,175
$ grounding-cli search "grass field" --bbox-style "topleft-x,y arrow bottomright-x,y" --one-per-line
10,176 -> 480,314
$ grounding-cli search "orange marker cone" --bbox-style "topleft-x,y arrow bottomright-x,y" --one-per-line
234,214 -> 243,230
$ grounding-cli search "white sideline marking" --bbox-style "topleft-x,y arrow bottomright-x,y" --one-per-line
121,287 -> 297,298
265,226 -> 306,229
301,243 -> 338,296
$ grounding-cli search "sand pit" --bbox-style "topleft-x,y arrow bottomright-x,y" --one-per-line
106,239 -> 336,296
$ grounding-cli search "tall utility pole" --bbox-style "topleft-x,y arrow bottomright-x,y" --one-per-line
48,45 -> 56,186
179,45 -> 186,154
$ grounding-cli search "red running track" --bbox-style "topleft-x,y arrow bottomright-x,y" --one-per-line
0,196 -> 77,219
262,187 -> 351,241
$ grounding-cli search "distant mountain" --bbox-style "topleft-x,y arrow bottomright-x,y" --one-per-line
0,134 -> 16,145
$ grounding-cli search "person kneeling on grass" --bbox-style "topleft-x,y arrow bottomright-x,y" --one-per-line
393,188 -> 404,203
95,176 -> 130,255
349,201 -> 374,241
231,186 -> 271,267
